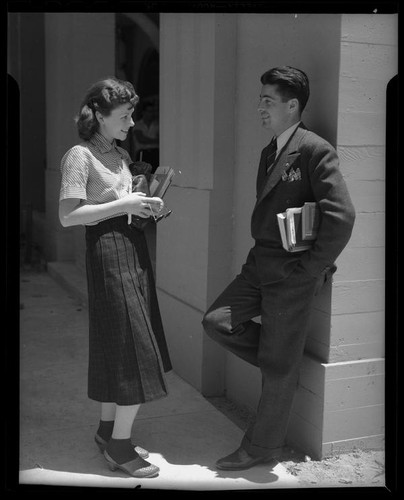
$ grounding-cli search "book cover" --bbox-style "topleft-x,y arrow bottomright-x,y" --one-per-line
277,203 -> 320,252
149,166 -> 175,198
277,213 -> 289,250
302,202 -> 320,240
286,207 -> 312,251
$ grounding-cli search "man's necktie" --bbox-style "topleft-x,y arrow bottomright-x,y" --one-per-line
266,137 -> 277,175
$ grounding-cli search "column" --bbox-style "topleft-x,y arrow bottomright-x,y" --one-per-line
157,13 -> 237,392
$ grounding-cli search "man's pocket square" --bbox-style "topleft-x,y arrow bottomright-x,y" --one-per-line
282,167 -> 302,182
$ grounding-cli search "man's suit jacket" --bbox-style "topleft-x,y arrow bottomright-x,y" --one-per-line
243,123 -> 356,285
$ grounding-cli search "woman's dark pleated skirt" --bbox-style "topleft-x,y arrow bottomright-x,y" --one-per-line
85,215 -> 172,405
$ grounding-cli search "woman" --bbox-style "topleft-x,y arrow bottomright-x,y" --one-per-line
59,77 -> 172,478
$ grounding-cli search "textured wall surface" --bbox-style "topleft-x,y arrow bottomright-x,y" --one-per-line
157,14 -> 237,391
44,13 -> 115,265
290,13 -> 397,458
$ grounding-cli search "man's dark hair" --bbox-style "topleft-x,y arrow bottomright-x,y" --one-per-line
260,66 -> 310,112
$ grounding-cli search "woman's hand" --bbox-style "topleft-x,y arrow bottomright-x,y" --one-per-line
123,192 -> 164,218
59,195 -> 165,228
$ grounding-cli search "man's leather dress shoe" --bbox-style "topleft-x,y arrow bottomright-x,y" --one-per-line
216,446 -> 275,471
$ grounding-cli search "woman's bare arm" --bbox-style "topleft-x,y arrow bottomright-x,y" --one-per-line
59,193 -> 163,227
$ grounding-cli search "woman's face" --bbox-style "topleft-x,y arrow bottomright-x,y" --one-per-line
97,102 -> 135,142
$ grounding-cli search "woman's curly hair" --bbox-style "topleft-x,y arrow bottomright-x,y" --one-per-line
75,77 -> 139,140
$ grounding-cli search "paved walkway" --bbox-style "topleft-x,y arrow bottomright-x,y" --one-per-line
19,269 -> 298,491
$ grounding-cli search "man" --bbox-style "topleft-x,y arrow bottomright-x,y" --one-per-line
202,66 -> 355,470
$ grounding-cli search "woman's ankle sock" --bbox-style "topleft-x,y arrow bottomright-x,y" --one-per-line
106,438 -> 139,464
97,420 -> 114,442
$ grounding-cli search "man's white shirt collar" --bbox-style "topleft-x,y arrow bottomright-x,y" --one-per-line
274,121 -> 301,158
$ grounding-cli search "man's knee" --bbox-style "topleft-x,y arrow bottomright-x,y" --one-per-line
202,307 -> 228,338
202,309 -> 217,334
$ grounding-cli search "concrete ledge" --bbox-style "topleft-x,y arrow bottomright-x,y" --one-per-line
288,356 -> 385,459
322,434 -> 385,457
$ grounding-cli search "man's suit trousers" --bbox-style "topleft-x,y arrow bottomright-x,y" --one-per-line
202,262 -> 321,458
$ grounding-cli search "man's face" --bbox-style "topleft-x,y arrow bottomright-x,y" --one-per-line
258,84 -> 293,136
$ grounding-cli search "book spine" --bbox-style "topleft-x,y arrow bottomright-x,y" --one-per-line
151,168 -> 174,198
286,210 -> 297,248
290,216 -> 296,246
302,202 -> 319,240
277,213 -> 289,251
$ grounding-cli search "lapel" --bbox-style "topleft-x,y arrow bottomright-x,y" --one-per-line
256,124 -> 308,206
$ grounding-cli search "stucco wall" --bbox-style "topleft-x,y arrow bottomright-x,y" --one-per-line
330,13 -> 397,361
289,13 -> 397,458
44,13 -> 115,266
157,14 -> 237,391
215,13 -> 396,457
226,12 -> 343,410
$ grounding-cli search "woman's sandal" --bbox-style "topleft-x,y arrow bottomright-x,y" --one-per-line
103,450 -> 159,478
94,433 -> 149,459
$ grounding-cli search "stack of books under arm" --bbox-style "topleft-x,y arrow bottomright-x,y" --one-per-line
277,202 -> 320,252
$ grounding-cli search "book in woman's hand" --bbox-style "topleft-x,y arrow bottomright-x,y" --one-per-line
149,166 -> 175,198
